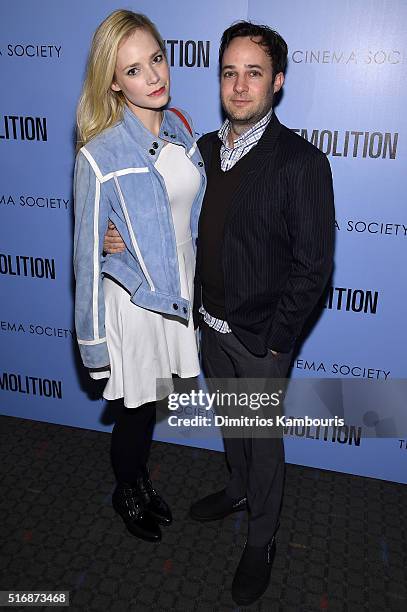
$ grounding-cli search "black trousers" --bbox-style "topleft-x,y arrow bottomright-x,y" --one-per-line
110,400 -> 156,484
201,324 -> 292,546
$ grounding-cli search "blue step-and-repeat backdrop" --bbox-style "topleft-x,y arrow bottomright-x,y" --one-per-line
1,1 -> 406,483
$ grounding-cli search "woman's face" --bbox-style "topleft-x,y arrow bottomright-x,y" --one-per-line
111,28 -> 169,115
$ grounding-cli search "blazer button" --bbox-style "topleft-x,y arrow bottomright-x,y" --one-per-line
172,303 -> 179,310
152,142 -> 159,149
182,307 -> 187,314
198,161 -> 204,167
164,130 -> 169,136
149,148 -> 156,155
170,134 -> 176,139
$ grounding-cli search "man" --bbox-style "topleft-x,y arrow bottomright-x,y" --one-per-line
104,21 -> 334,606
191,21 -> 334,606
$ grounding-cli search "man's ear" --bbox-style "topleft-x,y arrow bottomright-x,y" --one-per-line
273,72 -> 284,94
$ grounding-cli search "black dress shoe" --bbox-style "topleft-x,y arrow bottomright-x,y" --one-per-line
136,469 -> 172,526
189,489 -> 247,521
112,483 -> 161,542
231,538 -> 276,605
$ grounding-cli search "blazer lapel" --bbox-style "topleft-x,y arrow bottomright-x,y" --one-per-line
226,112 -> 283,223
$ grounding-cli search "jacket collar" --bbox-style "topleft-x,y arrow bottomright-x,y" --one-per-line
223,112 -> 283,224
201,111 -> 282,171
122,105 -> 191,156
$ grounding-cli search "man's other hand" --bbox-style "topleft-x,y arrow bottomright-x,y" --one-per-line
103,221 -> 126,254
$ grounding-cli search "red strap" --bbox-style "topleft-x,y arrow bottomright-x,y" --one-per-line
169,107 -> 193,136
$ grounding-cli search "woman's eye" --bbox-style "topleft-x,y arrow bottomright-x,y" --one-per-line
127,67 -> 139,76
153,54 -> 163,64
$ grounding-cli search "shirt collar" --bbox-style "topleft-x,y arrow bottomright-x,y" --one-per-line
218,107 -> 273,149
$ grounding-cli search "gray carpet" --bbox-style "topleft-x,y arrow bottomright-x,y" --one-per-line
0,415 -> 406,611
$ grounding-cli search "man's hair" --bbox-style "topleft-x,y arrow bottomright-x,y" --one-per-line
219,21 -> 288,78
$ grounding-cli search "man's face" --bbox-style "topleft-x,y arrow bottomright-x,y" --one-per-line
220,36 -> 284,126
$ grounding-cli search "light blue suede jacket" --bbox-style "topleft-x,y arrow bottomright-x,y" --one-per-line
73,106 -> 206,369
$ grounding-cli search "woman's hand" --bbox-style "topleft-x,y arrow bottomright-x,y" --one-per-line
103,221 -> 126,254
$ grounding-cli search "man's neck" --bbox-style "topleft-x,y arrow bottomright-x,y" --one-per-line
228,122 -> 254,146
227,109 -> 272,147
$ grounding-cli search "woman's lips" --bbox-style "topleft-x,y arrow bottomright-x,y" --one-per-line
149,86 -> 166,97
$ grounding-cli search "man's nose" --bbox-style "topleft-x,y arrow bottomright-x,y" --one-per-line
233,74 -> 248,94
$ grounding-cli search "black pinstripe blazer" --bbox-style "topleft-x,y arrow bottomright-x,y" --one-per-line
194,112 -> 335,356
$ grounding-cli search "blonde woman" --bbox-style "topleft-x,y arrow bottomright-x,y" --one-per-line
74,10 -> 206,542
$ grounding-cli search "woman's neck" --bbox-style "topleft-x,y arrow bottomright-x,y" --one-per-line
126,103 -> 163,137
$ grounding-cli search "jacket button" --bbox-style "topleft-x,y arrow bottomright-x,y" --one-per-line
182,307 -> 187,314
198,161 -> 203,167
152,142 -> 159,149
164,130 -> 169,136
172,303 -> 179,310
149,148 -> 156,155
170,134 -> 176,139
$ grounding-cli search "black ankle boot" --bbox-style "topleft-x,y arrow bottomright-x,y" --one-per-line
112,483 -> 161,542
231,537 -> 276,605
190,489 -> 247,521
136,468 -> 173,526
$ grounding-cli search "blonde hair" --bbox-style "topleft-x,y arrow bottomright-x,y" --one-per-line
76,10 -> 166,149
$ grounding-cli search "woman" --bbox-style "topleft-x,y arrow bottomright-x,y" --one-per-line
74,9 -> 206,543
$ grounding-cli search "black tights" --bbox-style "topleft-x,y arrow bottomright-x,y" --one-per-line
110,400 -> 156,484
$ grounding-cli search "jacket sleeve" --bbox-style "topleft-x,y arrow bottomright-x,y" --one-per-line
193,134 -> 212,329
267,152 -> 335,353
73,149 -> 110,369
193,235 -> 202,329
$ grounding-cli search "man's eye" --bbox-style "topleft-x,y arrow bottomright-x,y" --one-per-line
249,71 -> 261,77
223,71 -> 235,78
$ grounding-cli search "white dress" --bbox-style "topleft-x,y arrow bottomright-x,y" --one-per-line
96,142 -> 201,408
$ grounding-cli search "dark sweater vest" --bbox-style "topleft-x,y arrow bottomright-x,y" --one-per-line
199,138 -> 259,319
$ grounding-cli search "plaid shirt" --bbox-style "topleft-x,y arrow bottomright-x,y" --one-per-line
218,108 -> 273,172
200,109 -> 273,332
199,306 -> 232,333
